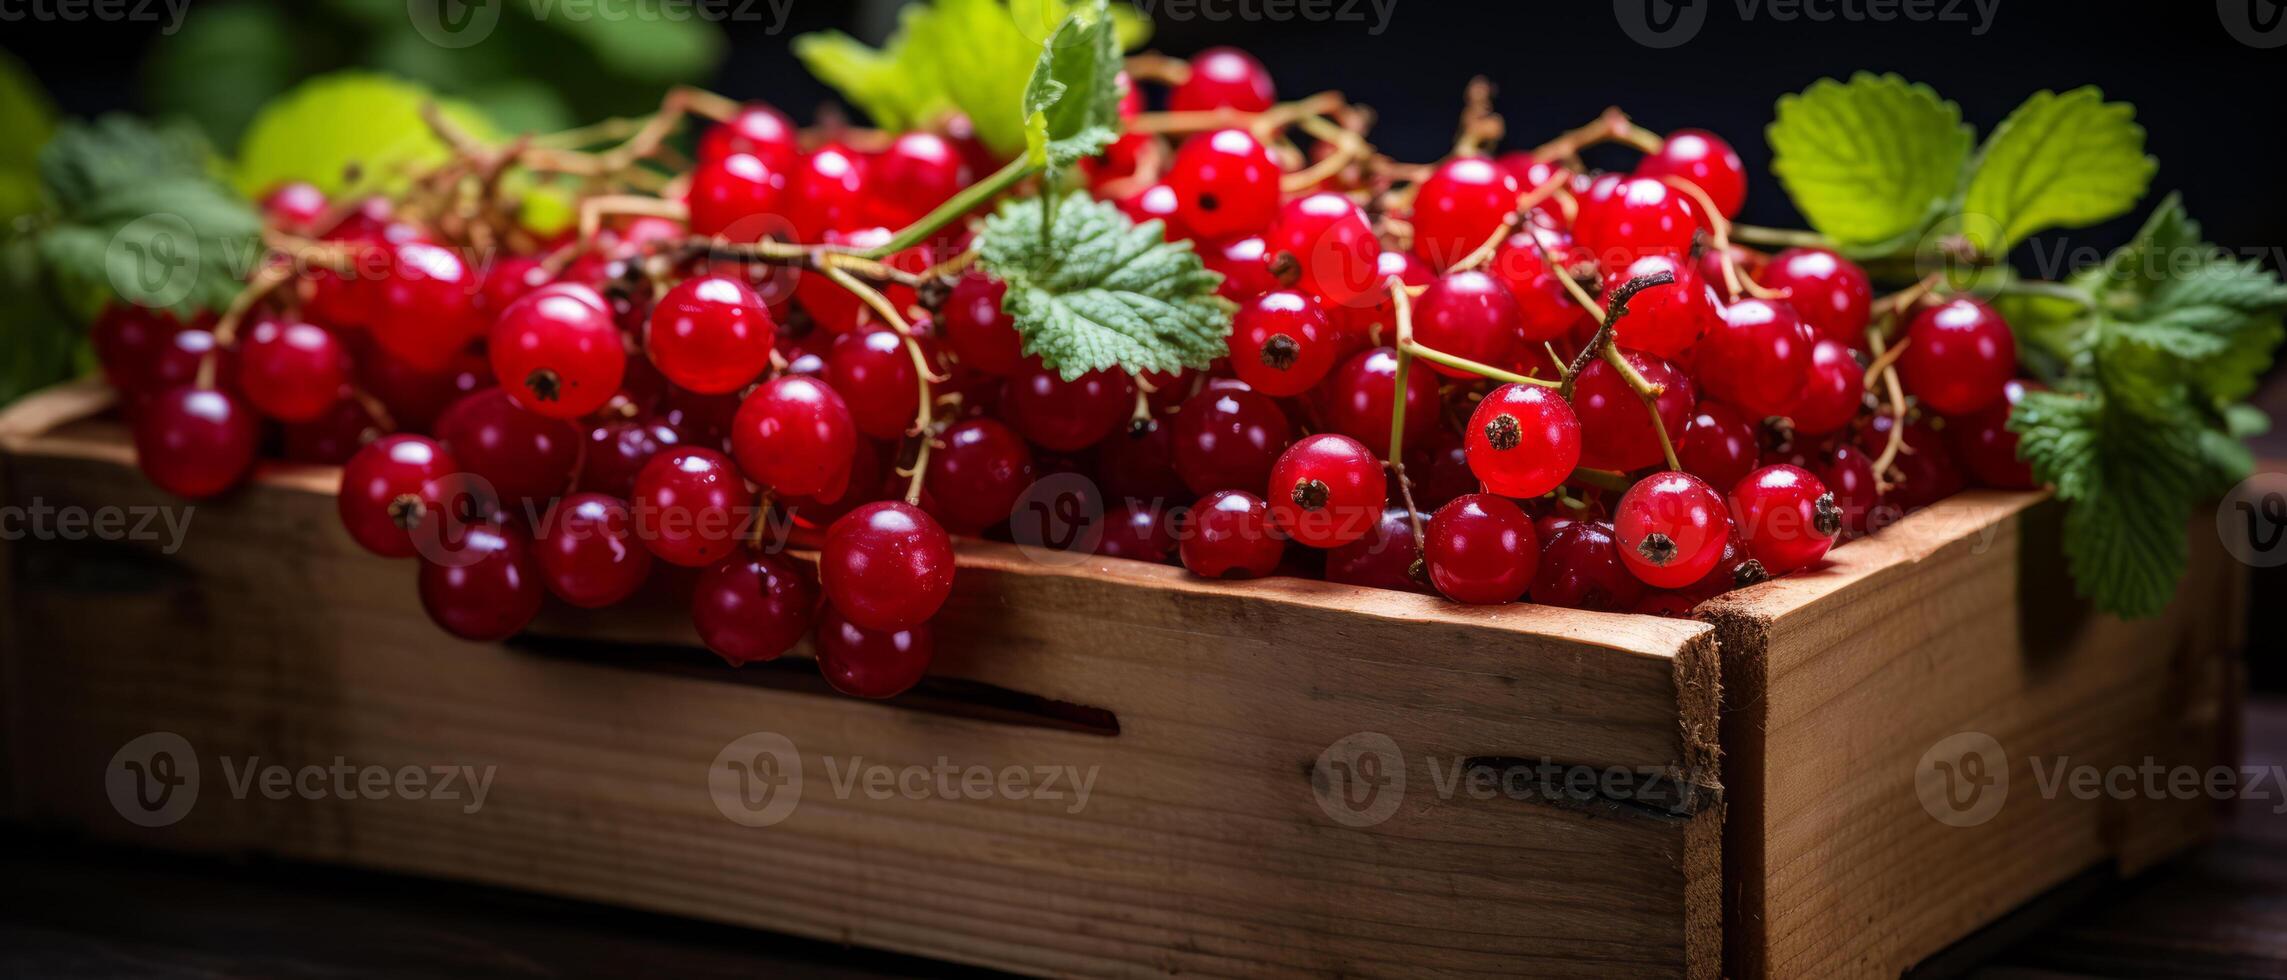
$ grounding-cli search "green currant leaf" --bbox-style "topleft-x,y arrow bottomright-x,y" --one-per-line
31,116 -> 259,318
2008,389 -> 2214,619
1021,1 -> 1122,169
232,71 -> 498,199
792,7 -> 952,134
977,191 -> 1232,380
1961,87 -> 2155,256
2086,195 -> 2287,409
1766,72 -> 1972,255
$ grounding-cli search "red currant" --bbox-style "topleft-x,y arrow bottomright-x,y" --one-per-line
631,447 -> 748,568
580,416 -> 682,500
490,283 -> 625,420
132,387 -> 258,499
828,328 -> 924,441
1606,254 -> 1719,358
1898,296 -> 2016,415
1115,183 -> 1190,239
699,102 -> 799,172
369,241 -> 485,371
1323,346 -> 1438,459
1166,128 -> 1279,241
1697,297 -> 1814,419
260,181 -> 328,232
1267,433 -> 1386,548
942,274 -> 1024,376
435,388 -> 581,512
1412,156 -> 1520,271
788,143 -> 869,238
867,131 -> 971,228
1268,192 -> 1380,307
1614,471 -> 1731,589
1632,129 -> 1747,219
1573,350 -> 1695,472
1464,382 -> 1581,498
1812,442 -> 1882,538
1177,489 -> 1285,579
1202,234 -> 1278,302
1531,521 -> 1646,611
1325,507 -> 1431,594
1097,416 -> 1191,503
1790,339 -> 1866,436
1004,362 -> 1134,452
1758,248 -> 1872,348
1171,46 -> 1275,112
1424,493 -> 1538,604
418,521 -> 544,642
1412,271 -> 1522,377
239,319 -> 348,423
338,434 -> 465,558
282,396 -> 382,465
732,375 -> 858,498
1097,501 -> 1178,562
535,492 -> 654,608
1229,290 -> 1337,396
693,553 -> 816,665
1172,386 -> 1292,495
1676,401 -> 1759,493
821,501 -> 955,631
925,418 -> 1036,534
1730,464 -> 1841,574
1949,379 -> 2038,490
685,152 -> 788,239
647,274 -> 776,395
1574,177 -> 1699,269
816,606 -> 935,699
1489,226 -> 1595,344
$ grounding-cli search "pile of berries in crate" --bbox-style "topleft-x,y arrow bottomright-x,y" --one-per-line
91,46 -> 2038,700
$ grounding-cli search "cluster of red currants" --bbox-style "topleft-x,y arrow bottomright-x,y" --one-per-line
94,44 -> 2040,696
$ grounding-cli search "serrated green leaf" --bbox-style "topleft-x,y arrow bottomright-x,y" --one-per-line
233,71 -> 498,198
1962,87 -> 2154,255
793,9 -> 951,134
1766,73 -> 1972,253
0,51 -> 55,222
2085,195 -> 2287,408
37,115 -> 213,217
977,192 -> 1231,379
2008,390 -> 2210,618
37,176 -> 262,317
1021,2 -> 1121,169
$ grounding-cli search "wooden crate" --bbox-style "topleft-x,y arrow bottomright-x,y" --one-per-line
0,381 -> 2242,979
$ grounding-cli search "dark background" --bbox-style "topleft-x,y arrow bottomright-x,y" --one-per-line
8,0 -> 2286,259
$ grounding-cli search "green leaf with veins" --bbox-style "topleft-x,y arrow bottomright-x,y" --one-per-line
1766,73 -> 1973,255
1021,1 -> 1122,169
232,72 -> 498,198
977,192 -> 1231,379
1961,87 -> 2154,255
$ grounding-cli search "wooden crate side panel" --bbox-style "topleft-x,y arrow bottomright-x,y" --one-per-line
0,407 -> 1724,978
1710,493 -> 2240,979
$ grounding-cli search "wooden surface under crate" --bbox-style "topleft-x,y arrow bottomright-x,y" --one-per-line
0,380 -> 2249,978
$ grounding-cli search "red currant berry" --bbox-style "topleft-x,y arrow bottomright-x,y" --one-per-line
260,181 -> 328,233
1489,226 -> 1596,344
699,102 -> 799,172
1170,46 -> 1275,112
647,274 -> 776,395
1412,271 -> 1522,378
339,434 -> 464,558
867,131 -> 971,228
1574,177 -> 1699,269
132,387 -> 259,499
1202,234 -> 1278,302
418,522 -> 544,642
282,396 -> 382,465
816,606 -> 935,699
693,553 -> 816,665
535,492 -> 654,608
1166,128 -> 1279,241
1898,296 -> 2016,416
827,328 -> 923,441
238,319 -> 348,423
1859,413 -> 1965,515
821,501 -> 955,632
1698,298 -> 1814,419
1412,156 -> 1520,271
1115,183 -> 1190,239
942,274 -> 1024,377
1573,350 -> 1695,472
579,418 -> 682,499
1606,254 -> 1719,358
1632,129 -> 1747,219
1096,501 -> 1178,562
91,304 -> 193,390
1790,339 -> 1866,436
925,418 -> 1037,534
1531,521 -> 1646,612
631,447 -> 748,568
1004,362 -> 1134,452
1423,493 -> 1539,604
1325,507 -> 1431,594
1758,248 -> 1872,348
1403,428 -> 1477,514
1178,489 -> 1285,579
435,388 -> 581,512
1812,442 -> 1882,538
370,240 -> 484,371
1229,290 -> 1337,397
1172,386 -> 1292,495
1267,433 -> 1386,549
1949,379 -> 2039,490
731,375 -> 857,498
685,152 -> 788,239
1268,192 -> 1380,307
1614,471 -> 1731,589
1464,382 -> 1581,498
1730,464 -> 1841,574
357,343 -> 490,434
1677,401 -> 1759,493
788,143 -> 869,238
1323,346 -> 1438,459
490,283 -> 625,420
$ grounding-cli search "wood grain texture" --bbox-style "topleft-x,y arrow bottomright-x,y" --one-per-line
1705,491 -> 2244,979
0,385 -> 1726,979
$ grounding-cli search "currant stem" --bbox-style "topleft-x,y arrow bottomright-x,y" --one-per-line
1730,223 -> 1828,249
1565,467 -> 1633,493
1382,278 -> 1429,552
858,154 -> 1034,260
1401,340 -> 1559,388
